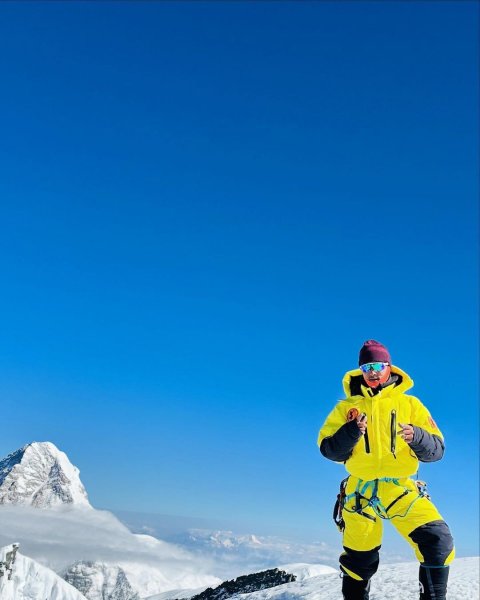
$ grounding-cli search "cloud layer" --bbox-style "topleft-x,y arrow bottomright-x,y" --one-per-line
0,505 -> 219,596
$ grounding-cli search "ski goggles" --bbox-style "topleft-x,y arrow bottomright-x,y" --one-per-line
359,362 -> 389,373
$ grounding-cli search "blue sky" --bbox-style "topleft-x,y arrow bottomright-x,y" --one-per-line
0,1 -> 478,556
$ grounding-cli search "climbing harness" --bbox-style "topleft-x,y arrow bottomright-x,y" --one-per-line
333,477 -> 431,530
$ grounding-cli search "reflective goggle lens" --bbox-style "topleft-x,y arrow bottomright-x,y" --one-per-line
360,362 -> 389,373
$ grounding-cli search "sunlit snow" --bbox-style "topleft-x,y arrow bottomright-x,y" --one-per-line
0,547 -> 86,600
222,558 -> 479,600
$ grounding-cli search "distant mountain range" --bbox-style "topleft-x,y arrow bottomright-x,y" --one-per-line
114,513 -> 341,579
163,529 -> 338,579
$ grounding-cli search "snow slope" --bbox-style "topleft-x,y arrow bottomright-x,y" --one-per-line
232,557 -> 479,600
0,545 -> 87,600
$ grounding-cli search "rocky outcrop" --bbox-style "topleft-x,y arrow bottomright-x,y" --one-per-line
63,562 -> 139,600
183,568 -> 296,600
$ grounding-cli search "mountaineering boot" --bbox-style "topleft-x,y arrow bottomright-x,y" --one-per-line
419,565 -> 449,600
342,575 -> 371,599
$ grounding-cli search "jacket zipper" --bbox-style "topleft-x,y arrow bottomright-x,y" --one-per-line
364,430 -> 370,453
364,393 -> 372,454
390,409 -> 397,458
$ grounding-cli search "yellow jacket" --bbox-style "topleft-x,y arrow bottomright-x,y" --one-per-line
317,365 -> 443,480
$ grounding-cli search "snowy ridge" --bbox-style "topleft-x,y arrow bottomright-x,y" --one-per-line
0,442 -> 91,508
0,545 -> 87,600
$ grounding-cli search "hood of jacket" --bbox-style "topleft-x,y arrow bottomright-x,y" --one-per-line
342,364 -> 414,398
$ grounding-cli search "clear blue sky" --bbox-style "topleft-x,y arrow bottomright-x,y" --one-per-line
0,2 -> 478,556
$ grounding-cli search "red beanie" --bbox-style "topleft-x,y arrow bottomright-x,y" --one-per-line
359,340 -> 391,366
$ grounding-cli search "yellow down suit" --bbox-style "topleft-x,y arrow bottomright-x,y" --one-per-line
317,365 -> 454,586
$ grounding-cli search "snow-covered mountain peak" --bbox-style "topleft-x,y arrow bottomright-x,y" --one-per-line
0,442 -> 91,509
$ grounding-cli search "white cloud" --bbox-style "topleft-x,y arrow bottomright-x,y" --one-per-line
0,505 -> 220,596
